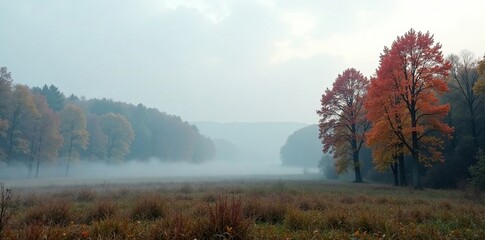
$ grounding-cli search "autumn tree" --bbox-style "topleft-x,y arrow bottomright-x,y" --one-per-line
446,51 -> 484,150
472,56 -> 485,95
100,113 -> 134,163
27,95 -> 63,177
280,125 -> 323,170
366,73 -> 409,186
317,68 -> 370,183
5,85 -> 38,166
85,115 -> 107,160
0,67 -> 13,161
61,104 -> 89,176
368,29 -> 452,189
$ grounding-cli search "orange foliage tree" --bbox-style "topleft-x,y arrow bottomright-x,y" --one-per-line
366,73 -> 409,186
317,68 -> 370,183
366,29 -> 453,189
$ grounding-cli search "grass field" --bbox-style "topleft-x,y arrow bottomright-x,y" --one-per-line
0,178 -> 484,239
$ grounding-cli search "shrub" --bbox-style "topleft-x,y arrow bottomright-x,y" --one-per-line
131,195 -> 166,221
91,218 -> 130,239
23,199 -> 72,226
77,188 -> 96,202
150,214 -> 196,240
243,197 -> 287,224
200,196 -> 251,240
469,149 -> 485,190
283,209 -> 316,231
86,200 -> 117,222
0,183 -> 14,239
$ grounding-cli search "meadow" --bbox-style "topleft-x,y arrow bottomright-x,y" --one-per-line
0,178 -> 484,239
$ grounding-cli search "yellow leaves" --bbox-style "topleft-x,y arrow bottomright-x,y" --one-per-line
100,113 -> 135,161
473,80 -> 485,95
61,104 -> 90,158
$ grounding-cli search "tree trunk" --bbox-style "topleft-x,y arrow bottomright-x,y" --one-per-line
35,160 -> 40,178
411,144 -> 422,189
6,128 -> 14,166
351,124 -> 363,183
469,104 -> 479,151
28,136 -> 35,178
411,107 -> 423,190
65,162 -> 70,177
353,149 -> 363,183
391,162 -> 399,186
398,153 -> 407,186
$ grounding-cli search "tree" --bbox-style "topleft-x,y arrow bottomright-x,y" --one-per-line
369,29 -> 453,189
317,68 -> 370,183
447,51 -> 484,150
85,115 -> 107,160
27,95 -> 63,177
473,57 -> 485,95
99,113 -> 134,163
5,85 -> 38,166
61,104 -> 89,176
32,84 -> 65,112
366,73 -> 410,186
469,149 -> 485,190
0,67 -> 13,161
0,67 -> 12,117
280,125 -> 323,169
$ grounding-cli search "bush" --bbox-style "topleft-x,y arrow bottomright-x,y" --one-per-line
77,188 -> 96,202
283,209 -> 316,231
150,214 -> 196,240
469,149 -> 485,190
23,199 -> 72,226
131,195 -> 166,220
243,197 -> 287,224
200,196 -> 251,240
0,183 -> 14,238
86,200 -> 117,222
91,218 -> 130,239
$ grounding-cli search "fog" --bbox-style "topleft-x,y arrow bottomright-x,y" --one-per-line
0,159 -> 323,187
1,1 -> 484,124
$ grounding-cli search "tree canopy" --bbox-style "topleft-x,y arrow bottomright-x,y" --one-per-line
280,124 -> 323,168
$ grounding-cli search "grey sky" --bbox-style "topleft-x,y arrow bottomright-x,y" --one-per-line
1,0 -> 484,123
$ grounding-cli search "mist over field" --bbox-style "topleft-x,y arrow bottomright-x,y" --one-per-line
0,159 -> 302,181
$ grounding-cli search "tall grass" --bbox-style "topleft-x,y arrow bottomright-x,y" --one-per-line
2,180 -> 484,239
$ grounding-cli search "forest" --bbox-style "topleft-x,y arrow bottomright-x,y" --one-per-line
0,71 -> 215,178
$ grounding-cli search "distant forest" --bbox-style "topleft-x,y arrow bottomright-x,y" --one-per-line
0,67 -> 215,177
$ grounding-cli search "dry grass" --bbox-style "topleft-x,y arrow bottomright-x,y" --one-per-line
2,179 -> 485,239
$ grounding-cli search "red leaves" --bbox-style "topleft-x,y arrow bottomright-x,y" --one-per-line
317,68 -> 370,174
365,29 -> 452,167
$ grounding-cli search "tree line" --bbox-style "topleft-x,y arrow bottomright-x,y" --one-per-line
0,70 -> 215,178
317,29 -> 485,189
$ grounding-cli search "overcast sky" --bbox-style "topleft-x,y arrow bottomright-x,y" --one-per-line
1,0 -> 484,124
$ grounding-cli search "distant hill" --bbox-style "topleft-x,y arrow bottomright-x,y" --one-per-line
280,124 -> 323,168
193,122 -> 309,163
